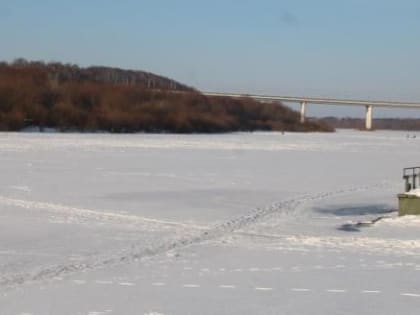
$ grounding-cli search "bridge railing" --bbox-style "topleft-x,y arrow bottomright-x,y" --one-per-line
403,167 -> 420,192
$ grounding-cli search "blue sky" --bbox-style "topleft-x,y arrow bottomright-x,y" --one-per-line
1,0 -> 420,117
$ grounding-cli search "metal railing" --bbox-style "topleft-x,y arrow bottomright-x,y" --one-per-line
202,92 -> 420,108
403,167 -> 420,192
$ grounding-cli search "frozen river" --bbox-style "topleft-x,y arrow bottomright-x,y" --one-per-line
1,130 -> 420,315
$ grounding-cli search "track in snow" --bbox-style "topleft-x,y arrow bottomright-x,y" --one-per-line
0,181 -> 394,289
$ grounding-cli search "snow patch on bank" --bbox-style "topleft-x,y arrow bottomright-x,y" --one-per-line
380,215 -> 420,227
405,188 -> 420,197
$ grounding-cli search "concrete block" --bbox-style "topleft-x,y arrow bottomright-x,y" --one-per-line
398,194 -> 420,216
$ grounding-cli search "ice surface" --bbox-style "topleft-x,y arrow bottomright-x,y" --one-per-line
1,130 -> 420,314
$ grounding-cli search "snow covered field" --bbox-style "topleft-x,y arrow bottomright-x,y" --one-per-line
1,130 -> 420,315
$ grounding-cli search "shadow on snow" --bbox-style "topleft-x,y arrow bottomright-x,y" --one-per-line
314,204 -> 396,233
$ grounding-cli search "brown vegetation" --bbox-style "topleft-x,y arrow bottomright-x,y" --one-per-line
0,59 -> 332,133
321,117 -> 420,131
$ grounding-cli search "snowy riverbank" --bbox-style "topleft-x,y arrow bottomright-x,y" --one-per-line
1,130 -> 420,315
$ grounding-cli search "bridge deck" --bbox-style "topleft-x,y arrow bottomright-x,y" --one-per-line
203,92 -> 420,108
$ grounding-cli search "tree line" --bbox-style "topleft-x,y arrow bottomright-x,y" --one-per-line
321,117 -> 420,131
0,59 -> 332,133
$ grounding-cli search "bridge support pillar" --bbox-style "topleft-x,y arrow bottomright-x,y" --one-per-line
300,101 -> 307,124
365,105 -> 373,130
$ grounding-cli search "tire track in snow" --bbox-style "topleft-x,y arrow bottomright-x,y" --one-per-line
0,181 -> 393,289
233,232 -> 420,256
0,196 -> 207,231
400,293 -> 420,297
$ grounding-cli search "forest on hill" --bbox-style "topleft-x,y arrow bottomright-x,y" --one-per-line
0,59 -> 332,133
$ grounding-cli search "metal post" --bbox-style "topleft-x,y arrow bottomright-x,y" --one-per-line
365,105 -> 373,130
300,101 -> 307,124
404,176 -> 411,192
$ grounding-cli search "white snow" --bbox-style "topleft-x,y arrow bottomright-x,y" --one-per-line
405,188 -> 420,197
1,130 -> 420,315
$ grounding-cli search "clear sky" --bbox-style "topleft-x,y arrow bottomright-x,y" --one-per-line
1,0 -> 420,117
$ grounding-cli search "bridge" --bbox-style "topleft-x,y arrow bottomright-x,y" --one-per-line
203,92 -> 420,130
